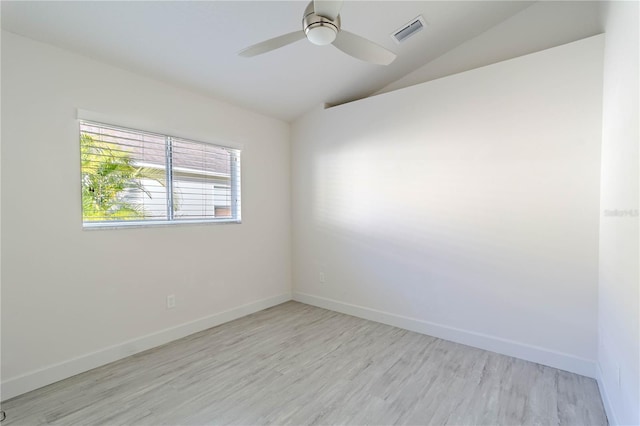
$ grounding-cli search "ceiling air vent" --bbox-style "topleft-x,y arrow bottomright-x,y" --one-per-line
391,16 -> 426,44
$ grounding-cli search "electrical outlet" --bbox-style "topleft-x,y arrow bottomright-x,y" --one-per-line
167,294 -> 176,309
617,366 -> 621,387
319,272 -> 325,283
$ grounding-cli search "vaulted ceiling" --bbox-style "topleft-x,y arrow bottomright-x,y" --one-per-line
1,1 -> 603,122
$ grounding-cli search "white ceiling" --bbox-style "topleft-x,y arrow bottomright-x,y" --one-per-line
1,0 -> 584,122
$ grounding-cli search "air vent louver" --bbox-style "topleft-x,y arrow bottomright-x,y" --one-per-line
391,16 -> 426,44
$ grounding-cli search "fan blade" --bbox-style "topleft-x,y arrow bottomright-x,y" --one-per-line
332,30 -> 396,65
313,0 -> 343,20
238,31 -> 306,57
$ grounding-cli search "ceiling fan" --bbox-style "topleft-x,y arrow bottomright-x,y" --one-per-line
238,0 -> 396,66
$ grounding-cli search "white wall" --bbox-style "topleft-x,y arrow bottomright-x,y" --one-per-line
1,31 -> 291,399
292,35 -> 604,377
378,1 -> 603,95
597,1 -> 640,425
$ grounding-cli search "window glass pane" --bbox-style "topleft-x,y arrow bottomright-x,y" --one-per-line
171,138 -> 234,221
80,122 -> 168,222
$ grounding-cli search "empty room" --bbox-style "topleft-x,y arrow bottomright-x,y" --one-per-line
1,0 -> 638,425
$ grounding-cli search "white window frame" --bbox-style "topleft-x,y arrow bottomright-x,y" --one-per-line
80,120 -> 241,229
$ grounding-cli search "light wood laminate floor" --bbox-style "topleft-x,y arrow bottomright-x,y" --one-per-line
2,301 -> 607,425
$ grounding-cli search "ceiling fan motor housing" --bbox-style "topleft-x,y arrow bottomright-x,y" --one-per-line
303,2 -> 340,46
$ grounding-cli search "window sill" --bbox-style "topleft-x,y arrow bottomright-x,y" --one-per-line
82,218 -> 242,230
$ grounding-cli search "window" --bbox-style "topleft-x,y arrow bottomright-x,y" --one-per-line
80,120 -> 241,227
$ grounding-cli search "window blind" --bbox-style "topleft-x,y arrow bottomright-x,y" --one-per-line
80,120 -> 241,227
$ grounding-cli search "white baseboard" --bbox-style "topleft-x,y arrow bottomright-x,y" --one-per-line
293,292 -> 596,378
3,291 -> 597,402
1,293 -> 292,401
596,363 -> 620,425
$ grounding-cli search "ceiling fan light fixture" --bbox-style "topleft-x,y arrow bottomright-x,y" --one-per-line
305,23 -> 337,45
303,2 -> 340,46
